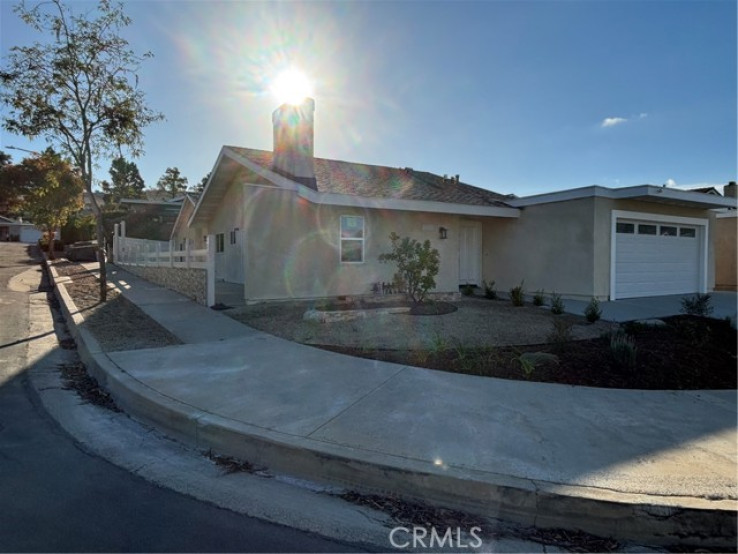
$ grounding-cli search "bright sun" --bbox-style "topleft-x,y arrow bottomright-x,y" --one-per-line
270,68 -> 313,105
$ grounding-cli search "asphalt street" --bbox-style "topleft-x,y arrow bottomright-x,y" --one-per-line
0,242 -> 360,553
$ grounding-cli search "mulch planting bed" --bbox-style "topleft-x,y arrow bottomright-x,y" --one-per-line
319,316 -> 737,390
52,260 -> 182,351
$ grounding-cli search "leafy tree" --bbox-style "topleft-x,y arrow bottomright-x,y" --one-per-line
15,150 -> 84,258
156,167 -> 188,199
0,150 -> 27,215
0,0 -> 164,300
379,232 -> 440,304
101,156 -> 145,204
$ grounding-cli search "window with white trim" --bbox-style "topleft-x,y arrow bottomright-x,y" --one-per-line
340,215 -> 364,263
215,233 -> 225,253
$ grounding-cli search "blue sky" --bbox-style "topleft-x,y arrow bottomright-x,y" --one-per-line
1,0 -> 736,196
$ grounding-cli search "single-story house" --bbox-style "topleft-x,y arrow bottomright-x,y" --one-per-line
0,215 -> 44,243
174,98 -> 736,303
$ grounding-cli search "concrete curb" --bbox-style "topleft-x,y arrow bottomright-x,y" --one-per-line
44,259 -> 737,549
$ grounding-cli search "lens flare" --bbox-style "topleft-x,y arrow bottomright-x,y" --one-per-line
271,68 -> 313,105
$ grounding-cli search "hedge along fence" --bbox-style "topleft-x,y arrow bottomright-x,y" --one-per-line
112,221 -> 215,306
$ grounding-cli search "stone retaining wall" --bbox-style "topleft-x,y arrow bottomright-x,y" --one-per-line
118,265 -> 207,305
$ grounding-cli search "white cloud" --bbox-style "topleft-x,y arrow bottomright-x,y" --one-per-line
601,117 -> 628,128
639,112 -> 648,119
664,178 -> 677,187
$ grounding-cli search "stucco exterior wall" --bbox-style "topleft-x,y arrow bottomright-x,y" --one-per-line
119,265 -> 207,304
715,213 -> 737,291
238,186 -> 462,300
482,197 -> 596,299
483,196 -> 718,301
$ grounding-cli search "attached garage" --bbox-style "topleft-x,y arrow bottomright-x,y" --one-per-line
611,210 -> 707,300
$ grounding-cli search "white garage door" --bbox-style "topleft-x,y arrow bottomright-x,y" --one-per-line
614,219 -> 702,298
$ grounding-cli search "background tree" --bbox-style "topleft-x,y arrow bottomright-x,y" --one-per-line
0,151 -> 27,216
194,172 -> 211,194
101,156 -> 145,204
156,167 -> 188,199
0,0 -> 164,300
15,149 -> 83,259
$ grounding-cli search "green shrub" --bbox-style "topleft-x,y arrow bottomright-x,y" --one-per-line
482,280 -> 498,300
584,297 -> 602,323
510,281 -> 525,307
680,293 -> 713,318
609,330 -> 637,370
550,292 -> 565,315
461,284 -> 474,296
533,289 -> 545,306
379,232 -> 440,304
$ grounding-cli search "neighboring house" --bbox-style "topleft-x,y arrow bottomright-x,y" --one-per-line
170,192 -> 201,250
175,98 -> 736,303
714,182 -> 737,291
118,197 -> 183,241
0,215 -> 44,243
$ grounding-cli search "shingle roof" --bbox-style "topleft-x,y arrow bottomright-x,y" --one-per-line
228,147 -> 510,208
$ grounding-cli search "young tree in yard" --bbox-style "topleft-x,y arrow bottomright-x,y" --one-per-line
156,167 -> 188,199
101,156 -> 145,204
0,0 -> 164,300
379,232 -> 440,304
15,150 -> 84,259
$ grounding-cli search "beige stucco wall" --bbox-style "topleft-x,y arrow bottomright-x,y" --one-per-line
482,197 -> 596,299
483,196 -> 718,301
715,213 -> 737,291
204,182 -> 466,301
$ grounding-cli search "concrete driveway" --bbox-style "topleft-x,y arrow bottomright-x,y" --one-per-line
565,292 -> 737,323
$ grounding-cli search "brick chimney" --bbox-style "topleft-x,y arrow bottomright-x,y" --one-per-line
272,98 -> 316,189
724,181 -> 737,198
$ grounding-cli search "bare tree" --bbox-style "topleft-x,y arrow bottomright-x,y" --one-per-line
1,0 -> 164,300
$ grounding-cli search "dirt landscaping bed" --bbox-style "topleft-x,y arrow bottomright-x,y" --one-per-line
51,260 -> 182,351
228,297 -> 736,390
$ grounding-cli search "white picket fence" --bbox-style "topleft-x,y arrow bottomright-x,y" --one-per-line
112,221 -> 215,306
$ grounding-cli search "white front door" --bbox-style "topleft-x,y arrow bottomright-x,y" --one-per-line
459,221 -> 482,286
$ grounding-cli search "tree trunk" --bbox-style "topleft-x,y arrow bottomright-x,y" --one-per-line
95,212 -> 107,302
87,187 -> 107,302
47,229 -> 55,261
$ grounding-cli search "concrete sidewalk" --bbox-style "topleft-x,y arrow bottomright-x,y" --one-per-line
58,264 -> 737,548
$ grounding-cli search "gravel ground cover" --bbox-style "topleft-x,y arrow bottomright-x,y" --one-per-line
227,297 -> 610,349
52,260 -> 182,351
228,297 -> 736,389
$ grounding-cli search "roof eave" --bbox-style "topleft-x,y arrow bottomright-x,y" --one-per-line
509,185 -> 737,210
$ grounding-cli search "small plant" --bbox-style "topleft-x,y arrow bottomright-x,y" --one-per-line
550,292 -> 565,315
510,281 -> 525,307
461,284 -> 474,296
533,289 -> 545,307
547,318 -> 573,348
680,293 -> 713,318
514,351 -> 559,380
430,332 -> 448,354
584,297 -> 602,323
482,280 -> 498,300
609,330 -> 637,370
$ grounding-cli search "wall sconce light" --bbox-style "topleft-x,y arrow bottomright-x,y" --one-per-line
439,227 -> 448,240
